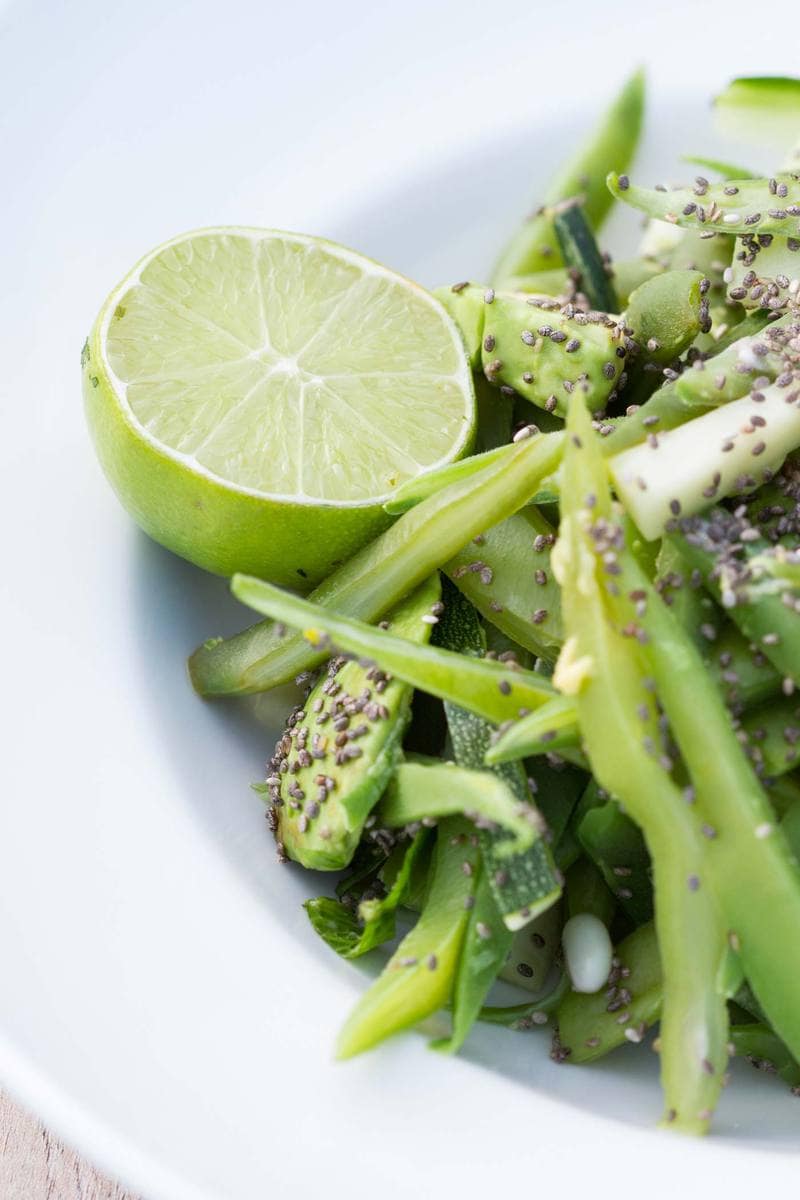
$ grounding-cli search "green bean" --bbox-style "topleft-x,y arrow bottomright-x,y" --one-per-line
479,974 -> 568,1028
229,575 -> 557,724
552,202 -> 618,312
675,310 -> 797,408
552,395 -> 730,1132
607,520 -> 800,1064
385,444 -> 513,515
189,430 -> 563,696
492,70 -> 645,282
608,169 -> 800,237
336,817 -> 479,1058
433,869 -> 513,1053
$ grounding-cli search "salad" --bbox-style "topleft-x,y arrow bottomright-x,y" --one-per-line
83,72 -> 800,1135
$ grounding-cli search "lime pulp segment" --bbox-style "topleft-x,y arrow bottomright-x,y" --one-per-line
101,230 -> 474,504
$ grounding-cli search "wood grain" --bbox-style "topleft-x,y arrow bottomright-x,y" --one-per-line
0,1092 -> 140,1200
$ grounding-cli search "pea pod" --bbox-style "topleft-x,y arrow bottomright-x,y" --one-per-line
190,430 -> 563,696
435,284 -> 625,418
501,256 -> 662,307
552,394 -> 731,1132
230,574 -> 557,723
492,69 -> 645,281
271,576 -> 440,870
336,818 -> 479,1059
606,517 -> 800,1066
624,269 -> 708,367
608,169 -> 800,238
446,507 -> 562,661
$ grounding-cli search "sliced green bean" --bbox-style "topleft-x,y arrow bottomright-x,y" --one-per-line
608,520 -> 800,1063
552,395 -> 730,1132
230,575 -> 557,724
493,70 -> 645,281
190,431 -> 563,696
336,818 -> 479,1058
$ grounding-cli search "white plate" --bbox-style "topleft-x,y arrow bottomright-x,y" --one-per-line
2,1 -> 799,1196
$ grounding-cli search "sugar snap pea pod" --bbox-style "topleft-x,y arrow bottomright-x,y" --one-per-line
670,508 -> 800,687
674,309 -> 797,407
552,395 -> 730,1132
557,921 -> 662,1062
190,430 -> 564,696
270,577 -> 440,870
608,170 -> 800,238
730,1024 -> 800,1087
379,761 -> 540,857
552,203 -> 618,312
303,830 -> 431,958
433,869 -> 513,1054
492,69 -> 645,282
435,284 -> 626,418
577,804 -> 653,927
336,817 -> 479,1058
726,236 -> 800,314
446,507 -> 562,661
436,583 -> 561,930
624,270 -> 708,367
503,256 -> 662,307
231,575 -> 557,724
606,524 -> 800,1062
486,696 -> 579,763
609,383 -> 800,540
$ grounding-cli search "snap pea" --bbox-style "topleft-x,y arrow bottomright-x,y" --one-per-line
485,696 -> 579,763
446,507 -> 562,661
607,519 -> 800,1064
552,395 -> 730,1132
230,573 -> 562,726
608,169 -> 800,238
336,817 -> 479,1059
624,269 -> 708,368
492,70 -> 645,282
190,431 -> 563,696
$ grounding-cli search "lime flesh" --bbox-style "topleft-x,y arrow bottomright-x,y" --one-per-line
83,228 -> 475,585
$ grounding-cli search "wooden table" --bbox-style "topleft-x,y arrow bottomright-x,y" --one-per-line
0,1093 -> 139,1200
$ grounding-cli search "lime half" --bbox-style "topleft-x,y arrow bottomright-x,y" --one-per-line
83,228 -> 475,585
